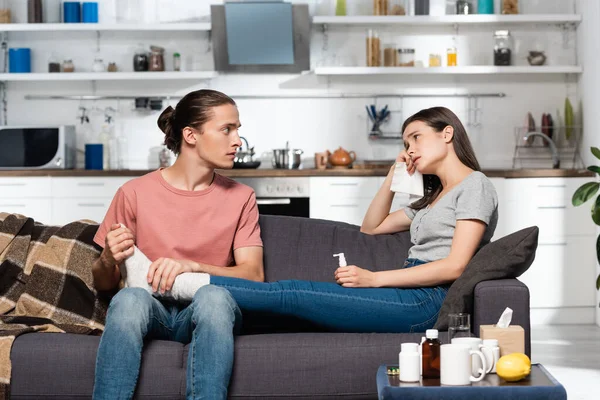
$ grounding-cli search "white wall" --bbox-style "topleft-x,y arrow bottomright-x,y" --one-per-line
2,0 -> 583,170
576,0 -> 600,327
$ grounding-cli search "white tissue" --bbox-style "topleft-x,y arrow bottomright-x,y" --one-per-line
390,162 -> 424,199
496,307 -> 513,328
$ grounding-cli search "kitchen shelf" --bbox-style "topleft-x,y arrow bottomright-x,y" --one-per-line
0,22 -> 211,32
312,14 -> 581,26
313,66 -> 583,75
0,71 -> 217,82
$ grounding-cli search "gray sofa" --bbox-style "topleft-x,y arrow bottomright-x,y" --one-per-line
10,215 -> 531,399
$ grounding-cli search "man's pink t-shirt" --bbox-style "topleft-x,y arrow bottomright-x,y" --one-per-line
93,170 -> 262,267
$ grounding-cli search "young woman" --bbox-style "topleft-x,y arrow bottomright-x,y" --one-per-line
125,106 -> 498,335
91,89 -> 264,400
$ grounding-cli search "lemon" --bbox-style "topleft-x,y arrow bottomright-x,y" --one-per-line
510,353 -> 531,368
496,353 -> 532,382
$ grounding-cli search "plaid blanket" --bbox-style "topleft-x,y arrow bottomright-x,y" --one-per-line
0,212 -> 108,399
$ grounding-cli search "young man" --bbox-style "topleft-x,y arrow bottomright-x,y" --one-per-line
92,89 -> 264,400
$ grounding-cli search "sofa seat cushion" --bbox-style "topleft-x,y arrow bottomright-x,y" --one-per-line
10,333 -> 185,399
189,332 -> 430,399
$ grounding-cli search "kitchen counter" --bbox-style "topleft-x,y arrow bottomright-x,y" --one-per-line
0,168 -> 594,178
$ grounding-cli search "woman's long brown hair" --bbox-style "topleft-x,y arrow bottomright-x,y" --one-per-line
403,107 -> 481,210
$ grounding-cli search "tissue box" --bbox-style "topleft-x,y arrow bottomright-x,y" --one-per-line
480,325 -> 525,356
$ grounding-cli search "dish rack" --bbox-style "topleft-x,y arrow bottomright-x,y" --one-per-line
512,126 -> 584,169
367,108 -> 404,142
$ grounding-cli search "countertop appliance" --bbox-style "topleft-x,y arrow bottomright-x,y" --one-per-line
0,125 -> 76,169
235,177 -> 309,218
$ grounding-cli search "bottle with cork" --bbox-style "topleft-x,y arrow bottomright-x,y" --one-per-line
421,329 -> 441,378
366,30 -> 381,67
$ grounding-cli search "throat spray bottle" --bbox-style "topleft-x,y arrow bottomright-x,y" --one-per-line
333,253 -> 347,267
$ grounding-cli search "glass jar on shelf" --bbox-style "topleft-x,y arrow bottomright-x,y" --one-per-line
92,58 -> 106,72
447,47 -> 457,66
149,45 -> 165,71
48,54 -> 60,73
366,29 -> 381,67
429,53 -> 442,67
335,0 -> 347,16
502,0 -> 518,14
397,48 -> 415,67
383,44 -> 397,66
493,30 -> 513,66
388,0 -> 407,15
133,47 -> 149,71
62,59 -> 75,73
0,0 -> 11,23
373,0 -> 388,15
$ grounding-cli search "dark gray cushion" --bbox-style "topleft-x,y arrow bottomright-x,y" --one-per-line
434,226 -> 539,330
258,215 -> 412,282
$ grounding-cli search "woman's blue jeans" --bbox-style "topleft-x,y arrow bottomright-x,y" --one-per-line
93,285 -> 242,400
211,258 -> 449,333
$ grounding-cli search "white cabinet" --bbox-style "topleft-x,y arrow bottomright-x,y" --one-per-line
504,178 -> 595,239
0,176 -> 133,225
503,177 -> 597,324
310,177 -> 379,226
0,177 -> 52,224
50,177 -> 131,225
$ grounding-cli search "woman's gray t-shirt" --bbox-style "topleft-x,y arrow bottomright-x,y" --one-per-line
403,171 -> 498,262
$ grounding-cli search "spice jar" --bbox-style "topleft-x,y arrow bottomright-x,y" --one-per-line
133,48 -> 149,72
92,58 -> 106,72
62,59 -> 75,72
107,62 -> 118,72
149,45 -> 165,71
397,48 -> 415,67
493,30 -> 512,66
48,54 -> 60,73
447,47 -> 457,66
383,44 -> 397,67
429,54 -> 442,67
173,52 -> 181,71
366,30 -> 381,67
502,0 -> 518,14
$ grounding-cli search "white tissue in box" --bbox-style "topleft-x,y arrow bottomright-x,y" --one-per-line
390,162 -> 424,198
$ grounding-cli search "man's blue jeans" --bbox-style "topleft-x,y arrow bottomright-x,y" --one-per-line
93,285 -> 242,400
211,258 -> 449,333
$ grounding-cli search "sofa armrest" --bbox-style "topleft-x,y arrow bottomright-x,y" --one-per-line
473,279 -> 531,357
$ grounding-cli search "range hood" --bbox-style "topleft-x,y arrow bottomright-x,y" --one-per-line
211,1 -> 310,73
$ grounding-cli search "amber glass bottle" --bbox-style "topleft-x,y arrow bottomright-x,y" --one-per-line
422,329 -> 441,379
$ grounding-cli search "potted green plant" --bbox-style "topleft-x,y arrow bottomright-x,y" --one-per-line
572,146 -> 600,291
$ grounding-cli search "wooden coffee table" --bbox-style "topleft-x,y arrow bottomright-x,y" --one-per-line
377,364 -> 567,400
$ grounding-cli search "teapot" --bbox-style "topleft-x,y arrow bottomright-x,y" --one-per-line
327,147 -> 356,168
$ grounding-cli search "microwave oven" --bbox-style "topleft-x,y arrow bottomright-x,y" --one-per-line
0,125 -> 76,169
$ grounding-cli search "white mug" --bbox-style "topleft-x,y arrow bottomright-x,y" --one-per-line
480,339 -> 500,373
399,342 -> 420,383
451,337 -> 485,375
441,344 -> 487,386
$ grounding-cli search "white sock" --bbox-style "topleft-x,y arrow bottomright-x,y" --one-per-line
122,245 -> 210,302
